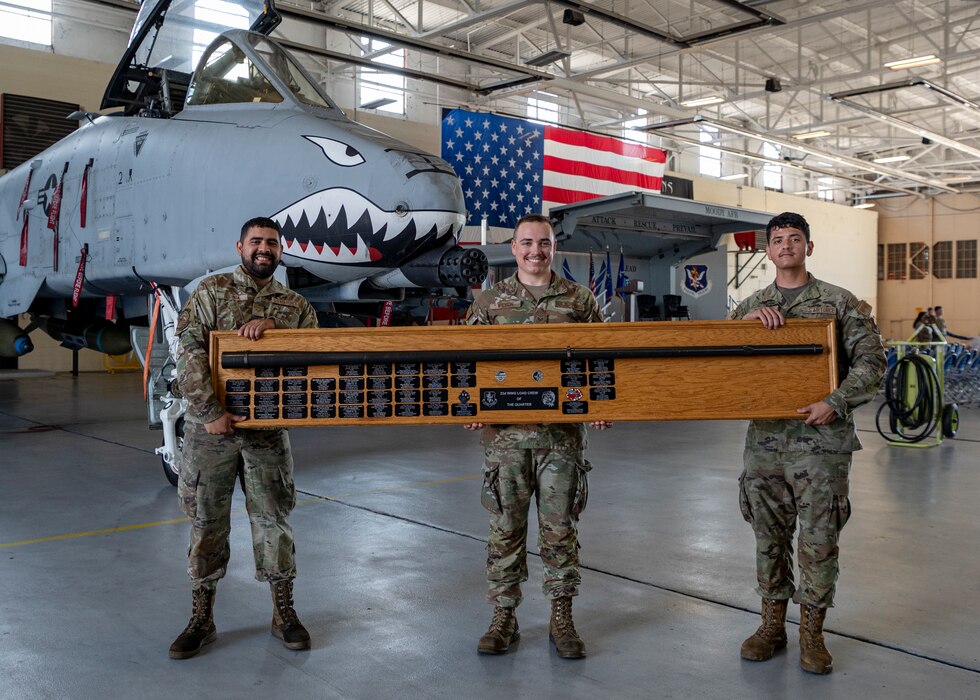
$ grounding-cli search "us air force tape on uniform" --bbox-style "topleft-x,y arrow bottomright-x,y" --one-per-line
210,319 -> 838,427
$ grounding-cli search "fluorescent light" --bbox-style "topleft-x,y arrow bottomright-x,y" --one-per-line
884,55 -> 942,70
941,176 -> 971,182
359,97 -> 396,109
720,173 -> 749,180
853,203 -> 875,209
794,190 -> 819,195
873,155 -> 910,164
639,116 -> 704,131
525,49 -> 571,67
792,130 -> 831,140
681,96 -> 724,107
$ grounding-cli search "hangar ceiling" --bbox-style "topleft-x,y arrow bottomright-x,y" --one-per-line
267,0 -> 980,202
65,0 -> 980,201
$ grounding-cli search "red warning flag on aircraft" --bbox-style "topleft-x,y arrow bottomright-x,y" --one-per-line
16,170 -> 33,221
80,159 -> 93,228
48,162 -> 69,231
72,244 -> 88,307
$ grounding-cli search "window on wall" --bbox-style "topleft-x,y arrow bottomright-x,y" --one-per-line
527,94 -> 559,123
877,244 -> 884,281
624,109 -> 648,143
956,239 -> 977,278
909,242 -> 929,280
762,142 -> 781,190
933,241 -> 952,278
359,39 -> 406,115
886,243 -> 907,280
699,125 -> 721,178
1,0 -> 52,45
817,177 -> 834,201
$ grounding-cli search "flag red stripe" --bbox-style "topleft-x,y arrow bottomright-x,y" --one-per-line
545,125 -> 667,161
542,186 -> 607,205
19,213 -> 29,266
543,155 -> 663,189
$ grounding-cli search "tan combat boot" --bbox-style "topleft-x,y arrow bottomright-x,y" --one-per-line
740,598 -> 788,661
169,586 -> 217,659
550,597 -> 585,659
477,606 -> 520,654
271,579 -> 311,650
799,604 -> 833,674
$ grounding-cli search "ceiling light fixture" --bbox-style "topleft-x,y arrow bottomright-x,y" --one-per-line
884,55 -> 942,70
358,97 -> 397,110
941,176 -> 972,182
720,173 -> 749,180
636,116 -> 956,193
792,130 -> 831,141
853,203 -> 876,209
525,49 -> 571,67
873,155 -> 911,164
794,190 -> 820,195
681,96 -> 724,108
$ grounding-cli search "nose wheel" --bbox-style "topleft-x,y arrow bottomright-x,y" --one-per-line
161,417 -> 185,487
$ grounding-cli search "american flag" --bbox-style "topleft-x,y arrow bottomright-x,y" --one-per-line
442,108 -> 667,229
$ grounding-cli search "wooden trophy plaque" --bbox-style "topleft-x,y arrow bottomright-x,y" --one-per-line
209,319 -> 838,428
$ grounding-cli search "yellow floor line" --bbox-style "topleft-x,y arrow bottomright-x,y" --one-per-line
1,473 -> 480,549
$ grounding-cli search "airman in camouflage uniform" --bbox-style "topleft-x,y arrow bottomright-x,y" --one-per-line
465,214 -> 609,660
169,217 -> 318,660
731,212 -> 885,675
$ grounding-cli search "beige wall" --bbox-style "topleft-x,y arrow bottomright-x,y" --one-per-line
692,175 -> 879,313
876,193 -> 980,341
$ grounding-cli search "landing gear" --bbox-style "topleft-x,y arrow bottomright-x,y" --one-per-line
161,416 -> 185,487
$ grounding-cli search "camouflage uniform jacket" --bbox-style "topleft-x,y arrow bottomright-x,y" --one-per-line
465,271 -> 602,449
731,273 -> 885,454
176,265 -> 318,424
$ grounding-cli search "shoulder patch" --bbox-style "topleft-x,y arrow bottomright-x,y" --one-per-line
856,300 -> 873,316
176,306 -> 192,334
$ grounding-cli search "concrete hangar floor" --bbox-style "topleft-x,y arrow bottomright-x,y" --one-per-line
1,371 -> 978,699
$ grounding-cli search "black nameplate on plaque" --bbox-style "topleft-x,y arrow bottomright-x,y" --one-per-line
254,406 -> 279,420
397,390 -> 420,403
339,391 -> 364,404
395,376 -> 420,389
311,378 -> 336,391
452,362 -> 477,374
395,363 -> 420,375
368,377 -> 393,390
451,375 -> 476,388
423,389 -> 449,403
452,403 -> 478,417
589,358 -> 614,372
225,393 -> 250,407
283,367 -> 307,377
480,388 -> 560,411
590,386 -> 616,401
368,404 -> 393,418
589,373 -> 615,387
226,379 -> 251,392
396,404 -> 421,417
561,359 -> 586,373
423,403 -> 449,416
423,376 -> 448,389
368,391 -> 393,403
227,406 -> 250,418
311,391 -> 336,405
283,406 -> 307,420
255,367 -> 279,378
254,379 -> 279,393
340,364 -> 364,376
368,363 -> 393,376
561,373 -> 587,387
339,405 -> 365,419
341,377 -> 365,391
283,392 -> 307,406
283,378 -> 307,392
422,362 -> 448,375
311,405 -> 336,419
562,402 -> 589,414
254,393 -> 278,407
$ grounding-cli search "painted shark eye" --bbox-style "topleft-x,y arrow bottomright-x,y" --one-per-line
303,136 -> 365,167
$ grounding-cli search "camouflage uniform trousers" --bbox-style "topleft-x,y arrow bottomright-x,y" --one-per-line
178,423 -> 298,589
481,446 -> 591,608
738,449 -> 852,608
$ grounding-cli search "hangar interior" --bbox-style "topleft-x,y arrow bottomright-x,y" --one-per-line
2,0 -> 980,696
3,373 -> 980,697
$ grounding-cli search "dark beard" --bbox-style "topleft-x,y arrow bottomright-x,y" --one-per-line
241,254 -> 279,280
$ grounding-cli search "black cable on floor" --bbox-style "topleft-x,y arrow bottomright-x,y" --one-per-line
876,353 -> 942,443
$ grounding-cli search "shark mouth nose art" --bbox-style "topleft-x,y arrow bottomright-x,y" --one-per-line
274,188 -> 465,265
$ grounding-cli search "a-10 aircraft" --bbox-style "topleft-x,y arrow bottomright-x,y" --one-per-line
0,0 -> 487,484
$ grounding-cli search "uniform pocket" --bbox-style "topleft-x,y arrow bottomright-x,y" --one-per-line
178,468 -> 202,519
571,458 -> 593,516
481,461 -> 502,515
737,472 -> 754,524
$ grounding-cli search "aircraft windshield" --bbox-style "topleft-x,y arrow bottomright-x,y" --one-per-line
185,38 -> 284,105
131,0 -> 268,74
244,35 -> 332,109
